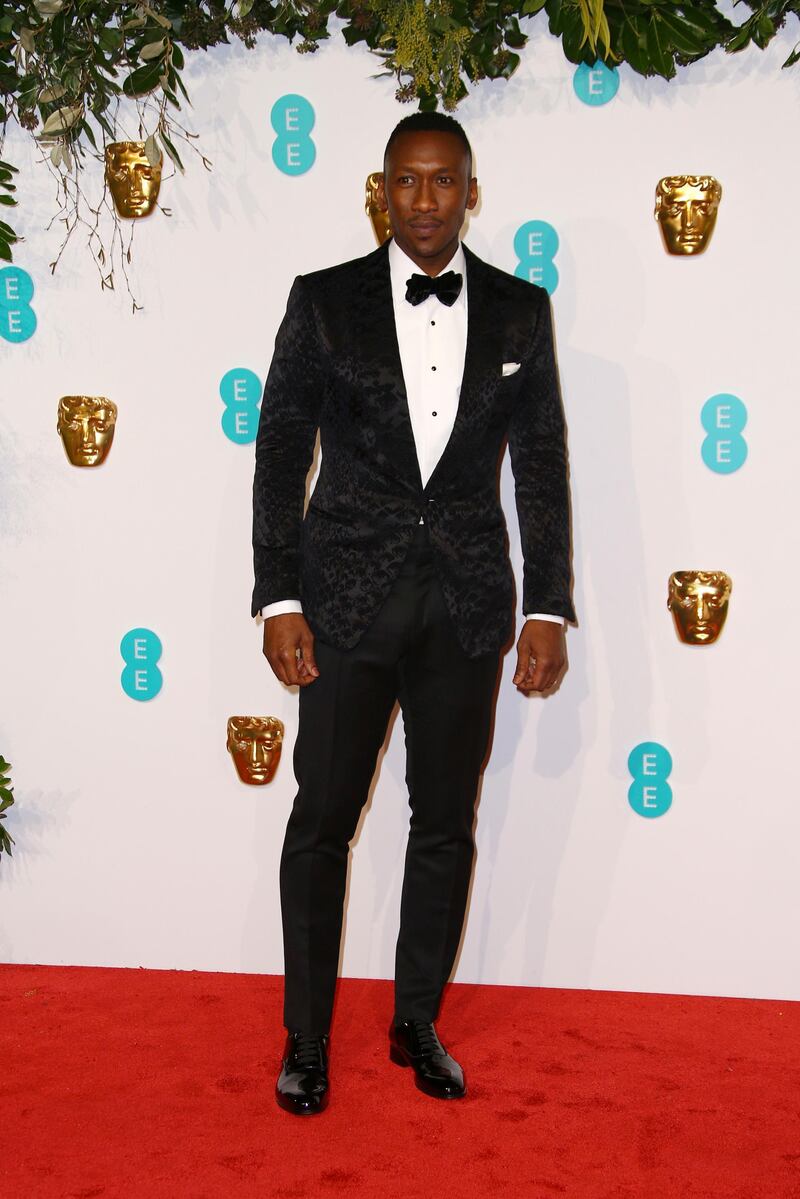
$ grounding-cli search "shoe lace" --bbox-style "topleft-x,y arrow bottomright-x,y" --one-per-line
292,1034 -> 326,1070
410,1020 -> 441,1056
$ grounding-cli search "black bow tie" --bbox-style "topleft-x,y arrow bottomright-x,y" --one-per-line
405,271 -> 463,307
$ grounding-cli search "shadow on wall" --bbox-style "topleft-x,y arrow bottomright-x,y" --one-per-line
461,220 -> 700,986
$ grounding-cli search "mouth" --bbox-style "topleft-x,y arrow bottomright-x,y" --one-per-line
409,220 -> 442,235
688,624 -> 714,641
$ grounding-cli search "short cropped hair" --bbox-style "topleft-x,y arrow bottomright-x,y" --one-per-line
383,112 -> 473,176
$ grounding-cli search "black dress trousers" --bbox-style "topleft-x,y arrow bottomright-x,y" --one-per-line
279,523 -> 501,1034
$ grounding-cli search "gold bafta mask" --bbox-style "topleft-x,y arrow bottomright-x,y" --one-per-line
667,571 -> 732,645
365,172 -> 392,246
655,176 -> 722,256
57,395 -> 118,467
105,141 -> 162,218
227,716 -> 285,785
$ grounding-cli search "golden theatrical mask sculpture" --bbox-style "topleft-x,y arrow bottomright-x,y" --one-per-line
105,141 -> 162,218
654,176 -> 722,256
365,172 -> 392,246
227,716 -> 285,785
667,571 -> 732,645
57,396 -> 118,467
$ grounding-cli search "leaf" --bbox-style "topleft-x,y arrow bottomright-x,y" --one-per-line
158,128 -> 184,171
523,0 -> 547,11
139,38 -> 167,62
141,4 -> 173,30
620,17 -> 650,73
0,195 -> 18,206
38,83 -> 67,102
0,243 -> 11,262
40,103 -> 84,135
122,61 -> 163,98
143,132 -> 161,165
646,16 -> 675,77
658,10 -> 705,56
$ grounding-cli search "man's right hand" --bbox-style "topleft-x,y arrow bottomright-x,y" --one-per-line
262,613 -> 320,687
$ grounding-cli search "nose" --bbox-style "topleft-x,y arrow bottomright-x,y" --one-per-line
694,594 -> 709,621
413,179 -> 437,213
681,203 -> 696,230
80,417 -> 94,446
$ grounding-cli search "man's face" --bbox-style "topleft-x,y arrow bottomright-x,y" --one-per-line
227,716 -> 284,784
57,396 -> 117,466
667,572 -> 732,644
655,179 -> 720,255
105,142 -> 162,218
375,131 -> 477,274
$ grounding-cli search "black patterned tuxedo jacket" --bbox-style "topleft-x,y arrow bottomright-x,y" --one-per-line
251,239 -> 575,658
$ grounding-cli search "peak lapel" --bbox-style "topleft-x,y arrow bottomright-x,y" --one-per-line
351,241 -> 422,493
424,245 -> 504,493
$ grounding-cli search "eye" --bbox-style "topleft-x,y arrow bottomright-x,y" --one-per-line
437,175 -> 453,184
667,205 -> 681,217
94,422 -> 106,432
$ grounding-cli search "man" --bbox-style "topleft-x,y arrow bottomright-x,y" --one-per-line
252,112 -> 575,1115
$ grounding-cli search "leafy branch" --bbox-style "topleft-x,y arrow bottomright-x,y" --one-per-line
0,756 -> 14,858
0,0 -> 796,291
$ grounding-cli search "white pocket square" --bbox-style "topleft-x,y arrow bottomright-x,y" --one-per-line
502,361 -> 521,376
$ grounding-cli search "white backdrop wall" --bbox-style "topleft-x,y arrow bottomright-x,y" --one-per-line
2,21 -> 799,1000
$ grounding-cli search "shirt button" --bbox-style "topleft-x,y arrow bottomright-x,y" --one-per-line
432,411 -> 437,417
430,320 -> 436,326
431,365 -> 437,371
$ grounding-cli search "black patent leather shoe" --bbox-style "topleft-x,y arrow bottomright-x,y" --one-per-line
275,1032 -> 329,1115
389,1019 -> 466,1099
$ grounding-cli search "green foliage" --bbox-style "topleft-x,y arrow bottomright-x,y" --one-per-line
547,0 -> 736,78
725,0 -> 800,64
0,0 -> 796,267
0,159 -> 19,262
0,756 -> 14,858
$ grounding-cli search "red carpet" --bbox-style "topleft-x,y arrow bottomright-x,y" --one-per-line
3,965 -> 800,1198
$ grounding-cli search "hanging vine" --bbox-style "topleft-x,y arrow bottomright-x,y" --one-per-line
0,0 -> 797,298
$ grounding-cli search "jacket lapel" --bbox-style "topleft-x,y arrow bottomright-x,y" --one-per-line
424,244 -> 504,493
350,241 -> 423,493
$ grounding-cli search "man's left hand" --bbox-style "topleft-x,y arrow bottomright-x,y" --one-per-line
512,620 -> 566,694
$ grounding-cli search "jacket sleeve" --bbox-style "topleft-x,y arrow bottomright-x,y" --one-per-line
251,275 -> 325,617
507,290 -> 576,623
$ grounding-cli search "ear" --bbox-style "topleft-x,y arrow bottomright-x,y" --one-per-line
374,172 -> 388,212
466,177 -> 479,212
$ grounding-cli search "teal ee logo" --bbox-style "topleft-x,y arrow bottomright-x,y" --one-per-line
220,368 -> 262,444
573,62 -> 619,107
513,221 -> 559,295
701,394 -> 748,474
628,742 -> 672,819
271,94 -> 315,176
120,628 -> 163,701
0,266 -> 37,343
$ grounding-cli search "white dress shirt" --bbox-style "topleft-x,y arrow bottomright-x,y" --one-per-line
258,240 -> 562,627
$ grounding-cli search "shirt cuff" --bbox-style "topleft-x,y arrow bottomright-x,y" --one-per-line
255,599 -> 303,626
524,613 -> 565,625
